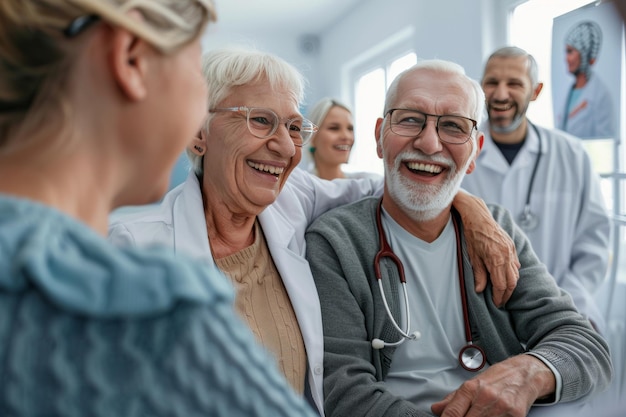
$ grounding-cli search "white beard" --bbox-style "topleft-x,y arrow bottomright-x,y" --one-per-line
384,141 -> 475,222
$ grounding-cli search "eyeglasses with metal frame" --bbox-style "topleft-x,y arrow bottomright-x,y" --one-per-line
209,106 -> 318,147
385,108 -> 477,145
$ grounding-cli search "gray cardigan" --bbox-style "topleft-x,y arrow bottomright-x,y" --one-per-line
305,197 -> 612,417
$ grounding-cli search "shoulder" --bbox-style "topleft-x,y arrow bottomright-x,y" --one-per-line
485,203 -> 515,229
109,184 -> 183,228
484,203 -> 541,266
484,203 -> 526,248
1,194 -> 234,316
345,171 -> 383,181
107,180 -> 192,246
588,73 -> 611,94
75,245 -> 235,316
306,197 -> 378,252
537,125 -> 591,160
274,167 -> 317,205
283,166 -> 316,188
309,196 -> 377,230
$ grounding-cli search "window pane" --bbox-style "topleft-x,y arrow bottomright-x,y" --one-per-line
387,52 -> 417,88
350,68 -> 386,176
510,0 -> 595,128
510,0 -> 615,219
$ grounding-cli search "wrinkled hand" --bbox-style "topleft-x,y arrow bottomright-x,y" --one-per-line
454,192 -> 520,306
431,355 -> 555,417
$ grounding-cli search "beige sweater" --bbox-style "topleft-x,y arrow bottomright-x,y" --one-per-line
216,222 -> 306,394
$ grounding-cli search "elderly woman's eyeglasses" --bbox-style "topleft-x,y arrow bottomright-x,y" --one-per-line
385,108 -> 477,144
210,106 -> 318,147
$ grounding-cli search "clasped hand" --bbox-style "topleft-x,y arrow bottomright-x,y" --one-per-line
431,355 -> 556,417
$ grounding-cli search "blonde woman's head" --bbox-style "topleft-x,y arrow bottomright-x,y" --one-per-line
0,0 -> 216,147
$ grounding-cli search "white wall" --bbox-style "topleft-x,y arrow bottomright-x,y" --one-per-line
201,28 -> 322,111
200,0 -> 514,108
318,0 -> 487,101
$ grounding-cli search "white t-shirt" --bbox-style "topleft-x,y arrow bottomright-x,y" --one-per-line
382,209 -> 489,410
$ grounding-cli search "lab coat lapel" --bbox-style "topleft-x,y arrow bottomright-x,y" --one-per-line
259,210 -> 320,311
477,133 -> 508,174
512,123 -> 542,170
258,209 -> 324,364
172,172 -> 215,264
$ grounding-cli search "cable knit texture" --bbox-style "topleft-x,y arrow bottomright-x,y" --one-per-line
216,221 -> 307,394
0,194 -> 317,417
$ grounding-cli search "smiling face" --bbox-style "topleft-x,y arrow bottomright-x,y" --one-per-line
565,45 -> 582,75
376,68 -> 481,223
481,55 -> 540,137
201,78 -> 302,215
311,105 -> 354,167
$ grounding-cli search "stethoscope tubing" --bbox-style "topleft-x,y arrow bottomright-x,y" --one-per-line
519,121 -> 543,231
373,199 -> 486,371
374,201 -> 414,344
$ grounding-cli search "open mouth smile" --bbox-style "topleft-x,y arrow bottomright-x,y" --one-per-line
491,103 -> 513,112
405,161 -> 444,176
247,161 -> 285,177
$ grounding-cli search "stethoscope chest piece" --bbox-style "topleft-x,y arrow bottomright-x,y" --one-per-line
518,205 -> 540,231
459,344 -> 486,372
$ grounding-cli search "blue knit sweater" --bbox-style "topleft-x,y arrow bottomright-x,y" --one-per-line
0,194 -> 317,417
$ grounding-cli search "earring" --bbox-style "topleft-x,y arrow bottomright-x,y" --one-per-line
194,145 -> 203,153
309,147 -> 316,154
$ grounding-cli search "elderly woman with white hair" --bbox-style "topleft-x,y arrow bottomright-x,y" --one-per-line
109,47 -> 521,416
557,20 -> 615,138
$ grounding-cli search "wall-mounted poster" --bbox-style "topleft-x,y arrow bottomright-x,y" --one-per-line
552,0 -> 624,140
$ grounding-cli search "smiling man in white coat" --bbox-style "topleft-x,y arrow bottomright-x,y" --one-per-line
461,46 -> 611,334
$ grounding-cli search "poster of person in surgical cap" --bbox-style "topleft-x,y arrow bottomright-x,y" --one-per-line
552,1 -> 623,139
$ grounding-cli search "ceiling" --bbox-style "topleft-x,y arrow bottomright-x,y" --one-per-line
210,0 -> 363,35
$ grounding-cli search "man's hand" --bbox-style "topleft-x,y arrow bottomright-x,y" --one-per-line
453,191 -> 520,306
431,355 -> 556,417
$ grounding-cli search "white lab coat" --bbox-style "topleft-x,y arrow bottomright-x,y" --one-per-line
108,168 -> 382,417
462,123 -> 611,333
555,74 -> 615,139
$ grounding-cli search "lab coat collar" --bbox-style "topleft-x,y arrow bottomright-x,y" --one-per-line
170,171 -> 304,266
169,170 -> 320,316
477,120 -> 544,174
172,172 -> 214,263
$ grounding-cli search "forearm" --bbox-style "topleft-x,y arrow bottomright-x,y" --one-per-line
522,354 -> 558,401
287,168 -> 383,221
478,205 -> 612,403
323,351 -> 423,417
453,190 -> 520,305
509,218 -> 612,401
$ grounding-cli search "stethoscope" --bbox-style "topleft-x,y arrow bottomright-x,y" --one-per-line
517,122 -> 543,232
371,200 -> 487,372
